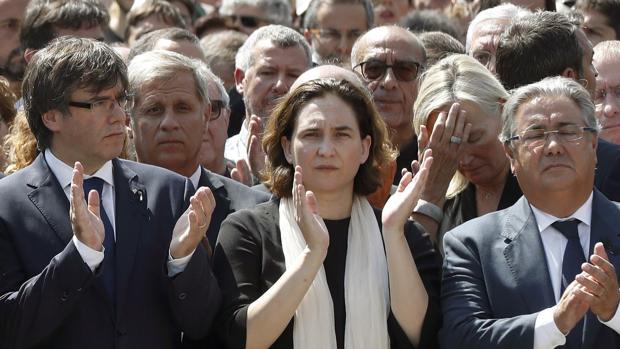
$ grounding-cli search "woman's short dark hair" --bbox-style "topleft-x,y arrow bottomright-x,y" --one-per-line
22,37 -> 127,150
262,78 -> 397,198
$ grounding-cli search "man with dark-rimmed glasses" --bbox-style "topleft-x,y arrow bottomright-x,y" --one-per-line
351,25 -> 426,184
441,75 -> 620,349
0,37 -> 221,348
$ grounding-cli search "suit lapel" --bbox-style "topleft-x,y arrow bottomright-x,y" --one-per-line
502,197 -> 556,313
111,159 -> 148,317
582,190 -> 620,348
26,154 -> 73,244
198,167 -> 231,246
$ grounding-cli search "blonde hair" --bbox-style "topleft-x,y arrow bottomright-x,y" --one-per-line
4,112 -> 38,174
413,54 -> 508,198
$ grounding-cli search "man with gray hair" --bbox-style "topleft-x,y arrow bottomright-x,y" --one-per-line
225,24 -> 312,184
128,50 -> 268,248
465,3 -> 530,74
302,0 -> 374,65
219,0 -> 292,34
593,40 -> 620,145
351,25 -> 425,184
441,76 -> 620,349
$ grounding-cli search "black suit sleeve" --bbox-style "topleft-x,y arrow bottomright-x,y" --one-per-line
0,239 -> 96,349
439,230 -> 537,349
165,179 -> 222,340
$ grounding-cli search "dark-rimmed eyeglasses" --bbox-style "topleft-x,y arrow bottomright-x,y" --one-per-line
68,94 -> 133,114
505,124 -> 597,149
353,59 -> 422,82
209,100 -> 228,121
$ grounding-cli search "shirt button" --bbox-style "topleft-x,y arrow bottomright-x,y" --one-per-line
61,291 -> 70,301
178,292 -> 187,300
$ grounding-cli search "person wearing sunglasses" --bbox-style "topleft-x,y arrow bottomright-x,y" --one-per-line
218,0 -> 292,34
351,26 -> 426,185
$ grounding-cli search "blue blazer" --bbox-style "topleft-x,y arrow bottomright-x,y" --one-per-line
440,190 -> 620,349
0,154 -> 221,349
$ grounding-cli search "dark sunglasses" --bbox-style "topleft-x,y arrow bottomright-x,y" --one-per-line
224,15 -> 263,28
354,59 -> 422,82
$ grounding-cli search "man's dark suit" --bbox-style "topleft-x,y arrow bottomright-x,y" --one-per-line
197,167 -> 270,247
0,155 -> 221,349
595,139 -> 620,202
440,190 -> 620,349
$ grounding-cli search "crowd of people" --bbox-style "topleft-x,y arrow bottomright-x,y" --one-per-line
0,0 -> 620,348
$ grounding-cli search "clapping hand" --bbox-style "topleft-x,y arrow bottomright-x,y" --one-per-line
247,114 -> 266,180
576,243 -> 620,321
382,149 -> 434,235
292,166 -> 329,255
70,162 -> 105,251
169,187 -> 216,259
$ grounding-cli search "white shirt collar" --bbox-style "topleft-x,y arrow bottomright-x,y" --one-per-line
44,148 -> 115,189
530,192 -> 593,232
189,165 -> 202,190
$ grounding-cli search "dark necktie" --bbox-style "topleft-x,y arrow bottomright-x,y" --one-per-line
552,219 -> 585,349
83,177 -> 116,306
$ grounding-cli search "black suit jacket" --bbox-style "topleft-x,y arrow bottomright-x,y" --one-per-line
0,155 -> 221,349
440,190 -> 620,349
595,139 -> 620,202
213,199 -> 442,349
197,167 -> 270,247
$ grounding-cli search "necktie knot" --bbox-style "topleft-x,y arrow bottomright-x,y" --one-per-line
83,177 -> 105,200
552,219 -> 581,240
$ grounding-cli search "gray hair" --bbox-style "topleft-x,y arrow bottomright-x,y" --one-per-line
465,3 -> 530,53
128,27 -> 203,62
303,0 -> 374,30
413,54 -> 508,198
219,0 -> 292,26
500,76 -> 599,144
594,40 -> 620,63
128,50 -> 211,115
235,24 -> 312,71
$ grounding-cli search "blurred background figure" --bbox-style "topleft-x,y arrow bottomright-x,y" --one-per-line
0,76 -> 16,172
218,0 -> 292,34
593,40 -> 620,144
574,0 -> 619,46
418,31 -> 465,67
373,0 -> 409,25
201,30 -> 248,91
401,9 -> 461,40
302,0 -> 373,65
0,0 -> 28,98
465,3 -> 529,75
125,0 -> 187,45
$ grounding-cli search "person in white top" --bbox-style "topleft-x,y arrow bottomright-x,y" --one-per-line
441,76 -> 620,349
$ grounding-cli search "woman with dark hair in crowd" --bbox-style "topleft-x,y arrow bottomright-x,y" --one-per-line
213,78 -> 441,349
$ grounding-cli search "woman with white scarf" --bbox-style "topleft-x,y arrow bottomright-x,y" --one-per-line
213,78 -> 441,349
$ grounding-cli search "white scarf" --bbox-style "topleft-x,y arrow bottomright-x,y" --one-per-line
279,195 -> 390,349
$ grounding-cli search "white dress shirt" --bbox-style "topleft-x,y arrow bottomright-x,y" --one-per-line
532,192 -> 620,348
224,120 -> 249,163
44,150 -> 191,277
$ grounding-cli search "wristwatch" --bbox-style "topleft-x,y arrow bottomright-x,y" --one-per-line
413,199 -> 443,223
